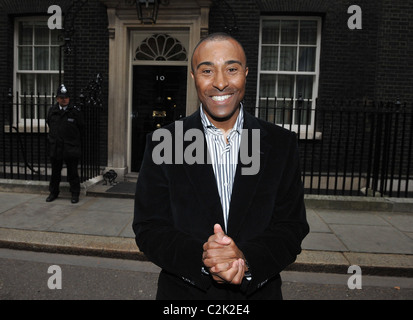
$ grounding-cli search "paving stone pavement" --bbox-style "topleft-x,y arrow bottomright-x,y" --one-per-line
0,181 -> 412,277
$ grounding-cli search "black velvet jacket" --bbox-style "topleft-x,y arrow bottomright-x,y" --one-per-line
133,109 -> 309,300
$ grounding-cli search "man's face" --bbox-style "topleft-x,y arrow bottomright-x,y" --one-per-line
57,96 -> 70,107
191,38 -> 248,124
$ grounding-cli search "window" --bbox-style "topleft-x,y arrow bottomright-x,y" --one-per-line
14,17 -> 62,125
256,17 -> 321,134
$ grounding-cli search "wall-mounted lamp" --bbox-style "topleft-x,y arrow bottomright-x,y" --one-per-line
133,0 -> 169,24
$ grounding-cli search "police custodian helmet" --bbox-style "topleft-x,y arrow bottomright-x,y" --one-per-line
56,84 -> 70,98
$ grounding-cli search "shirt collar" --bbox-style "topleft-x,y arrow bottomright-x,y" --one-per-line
200,103 -> 244,136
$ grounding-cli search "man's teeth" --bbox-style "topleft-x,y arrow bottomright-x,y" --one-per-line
212,94 -> 232,101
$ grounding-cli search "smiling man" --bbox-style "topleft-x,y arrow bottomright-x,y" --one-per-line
191,35 -> 248,134
133,33 -> 309,300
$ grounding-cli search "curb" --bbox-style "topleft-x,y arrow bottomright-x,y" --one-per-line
1,227 -> 412,278
288,249 -> 413,278
0,227 -> 145,261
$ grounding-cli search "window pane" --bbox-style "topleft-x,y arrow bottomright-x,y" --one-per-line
279,46 -> 297,71
261,46 -> 278,71
35,47 -> 49,70
22,103 -> 33,119
35,25 -> 49,45
19,22 -> 33,45
280,20 -> 298,44
51,74 -> 60,97
18,47 -> 32,70
20,74 -> 35,94
298,47 -> 316,71
37,99 -> 47,119
166,42 -> 187,61
276,98 -> 293,124
51,29 -> 61,45
148,37 -> 158,55
262,20 -> 279,44
294,75 -> 313,125
37,74 -> 51,95
259,74 -> 276,98
50,46 -> 60,70
275,99 -> 293,124
300,20 -> 318,45
277,75 -> 295,99
259,98 -> 276,123
296,75 -> 313,100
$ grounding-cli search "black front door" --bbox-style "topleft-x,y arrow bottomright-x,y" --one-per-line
131,65 -> 187,172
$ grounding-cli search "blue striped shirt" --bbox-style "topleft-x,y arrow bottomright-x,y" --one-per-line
200,105 -> 244,232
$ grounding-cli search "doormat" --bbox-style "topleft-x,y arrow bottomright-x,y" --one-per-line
105,182 -> 136,194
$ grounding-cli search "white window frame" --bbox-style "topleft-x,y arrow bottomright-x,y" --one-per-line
256,16 -> 322,139
13,16 -> 62,129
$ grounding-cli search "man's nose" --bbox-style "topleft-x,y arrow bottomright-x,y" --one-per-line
212,70 -> 229,91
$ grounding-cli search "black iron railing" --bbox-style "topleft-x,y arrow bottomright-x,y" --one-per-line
78,74 -> 103,182
0,74 -> 103,183
1,90 -> 412,198
256,97 -> 413,198
0,88 -> 49,181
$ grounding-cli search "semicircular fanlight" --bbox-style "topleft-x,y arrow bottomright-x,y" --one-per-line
134,34 -> 188,62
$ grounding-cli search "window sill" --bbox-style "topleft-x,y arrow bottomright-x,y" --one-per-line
3,125 -> 48,134
296,130 -> 322,140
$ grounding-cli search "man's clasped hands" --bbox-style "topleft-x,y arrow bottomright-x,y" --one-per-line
202,224 -> 249,285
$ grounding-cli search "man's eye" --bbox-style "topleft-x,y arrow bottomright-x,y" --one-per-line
228,68 -> 238,73
202,69 -> 212,74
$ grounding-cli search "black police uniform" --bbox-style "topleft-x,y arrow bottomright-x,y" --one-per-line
46,85 -> 84,203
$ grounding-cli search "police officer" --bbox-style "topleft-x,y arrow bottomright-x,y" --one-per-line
46,84 -> 84,204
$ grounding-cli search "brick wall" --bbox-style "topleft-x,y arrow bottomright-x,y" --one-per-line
209,0 -> 412,104
62,0 -> 109,165
0,11 -> 12,93
374,0 -> 413,101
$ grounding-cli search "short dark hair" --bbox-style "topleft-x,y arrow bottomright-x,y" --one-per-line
190,32 -> 247,72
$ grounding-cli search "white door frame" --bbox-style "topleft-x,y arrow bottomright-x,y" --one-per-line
104,1 -> 211,178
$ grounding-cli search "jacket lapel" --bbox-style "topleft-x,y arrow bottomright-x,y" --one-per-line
181,110 -> 226,228
227,112 -> 272,239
